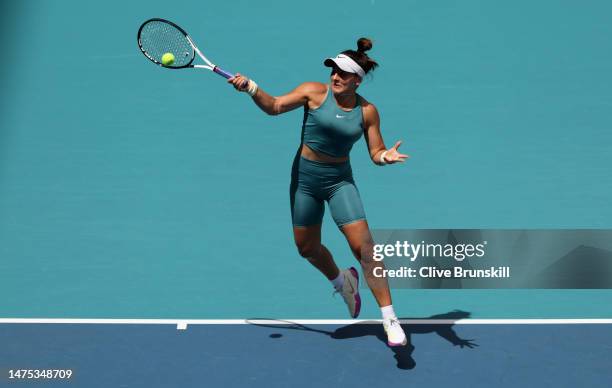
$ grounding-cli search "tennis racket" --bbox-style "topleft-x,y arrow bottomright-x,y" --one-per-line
137,18 -> 240,82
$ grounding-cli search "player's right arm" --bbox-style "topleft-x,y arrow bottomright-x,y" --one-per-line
228,75 -> 325,115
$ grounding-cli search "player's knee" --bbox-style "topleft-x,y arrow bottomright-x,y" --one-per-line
350,242 -> 375,263
296,242 -> 321,259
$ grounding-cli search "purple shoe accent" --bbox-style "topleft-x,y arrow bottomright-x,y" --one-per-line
349,267 -> 361,318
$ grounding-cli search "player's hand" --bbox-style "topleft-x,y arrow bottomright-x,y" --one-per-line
382,141 -> 410,164
228,73 -> 250,92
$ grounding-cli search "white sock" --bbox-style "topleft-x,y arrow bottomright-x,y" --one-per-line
381,305 -> 397,320
331,272 -> 344,290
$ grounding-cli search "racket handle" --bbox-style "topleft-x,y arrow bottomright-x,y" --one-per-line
213,66 -> 234,79
214,66 -> 250,88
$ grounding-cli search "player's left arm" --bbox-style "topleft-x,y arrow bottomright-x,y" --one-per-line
362,102 -> 409,165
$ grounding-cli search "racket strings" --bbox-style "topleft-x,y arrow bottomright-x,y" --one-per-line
139,21 -> 193,67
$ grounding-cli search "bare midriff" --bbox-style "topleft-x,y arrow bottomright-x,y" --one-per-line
301,144 -> 349,164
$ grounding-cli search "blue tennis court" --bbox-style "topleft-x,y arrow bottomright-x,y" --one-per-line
2,319 -> 611,387
1,0 -> 611,386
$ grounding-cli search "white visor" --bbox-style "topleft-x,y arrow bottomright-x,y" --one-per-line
324,54 -> 365,78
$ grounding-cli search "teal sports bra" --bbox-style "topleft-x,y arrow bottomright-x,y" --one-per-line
301,86 -> 364,157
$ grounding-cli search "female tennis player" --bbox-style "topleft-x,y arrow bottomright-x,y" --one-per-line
229,38 -> 409,346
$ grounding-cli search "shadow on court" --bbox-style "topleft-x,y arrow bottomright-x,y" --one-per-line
247,310 -> 478,370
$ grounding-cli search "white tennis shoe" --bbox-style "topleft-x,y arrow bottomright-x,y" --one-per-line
383,317 -> 407,346
334,267 -> 361,318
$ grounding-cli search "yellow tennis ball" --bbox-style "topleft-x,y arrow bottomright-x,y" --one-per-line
161,52 -> 175,66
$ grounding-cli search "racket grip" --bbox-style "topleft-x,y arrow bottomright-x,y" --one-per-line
213,66 -> 234,79
215,66 -> 250,89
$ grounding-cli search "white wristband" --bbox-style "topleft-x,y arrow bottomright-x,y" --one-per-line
379,150 -> 388,165
246,80 -> 258,97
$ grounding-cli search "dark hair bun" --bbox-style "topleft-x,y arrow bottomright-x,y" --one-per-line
357,38 -> 373,53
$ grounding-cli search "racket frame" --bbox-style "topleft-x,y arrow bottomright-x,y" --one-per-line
137,18 -> 234,79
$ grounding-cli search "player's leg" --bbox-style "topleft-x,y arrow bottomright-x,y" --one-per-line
290,194 -> 362,317
330,183 -> 407,346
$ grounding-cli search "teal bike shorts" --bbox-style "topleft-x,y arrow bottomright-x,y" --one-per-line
290,154 -> 366,227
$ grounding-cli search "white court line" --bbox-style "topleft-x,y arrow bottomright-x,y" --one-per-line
1,318 -> 612,331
